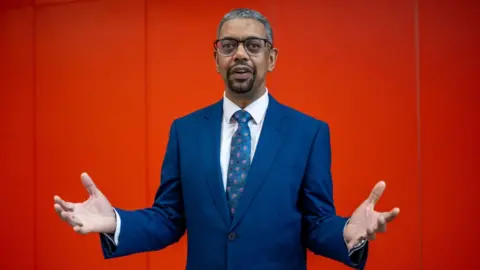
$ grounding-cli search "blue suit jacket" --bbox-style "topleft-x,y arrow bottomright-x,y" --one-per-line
100,94 -> 368,270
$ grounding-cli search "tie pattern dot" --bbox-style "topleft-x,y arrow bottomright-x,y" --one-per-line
226,110 -> 252,217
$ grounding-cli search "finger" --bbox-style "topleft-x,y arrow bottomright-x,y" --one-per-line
60,211 -> 75,226
347,241 -> 356,251
377,215 -> 387,233
367,181 -> 386,205
73,225 -> 82,233
54,204 -> 67,221
73,225 -> 89,235
61,211 -> 82,227
366,227 -> 376,241
53,195 -> 74,211
383,207 -> 400,222
72,216 -> 90,235
59,211 -> 74,226
348,233 -> 366,250
53,201 -> 71,214
81,172 -> 98,196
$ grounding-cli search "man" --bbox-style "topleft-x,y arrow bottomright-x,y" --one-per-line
54,8 -> 399,270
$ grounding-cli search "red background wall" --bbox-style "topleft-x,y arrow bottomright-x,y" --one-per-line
0,0 -> 477,269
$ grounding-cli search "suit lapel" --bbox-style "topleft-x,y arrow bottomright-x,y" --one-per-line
230,96 -> 287,230
201,100 -> 231,228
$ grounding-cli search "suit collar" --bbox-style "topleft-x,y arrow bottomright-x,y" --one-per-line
204,91 -> 284,122
222,88 -> 269,125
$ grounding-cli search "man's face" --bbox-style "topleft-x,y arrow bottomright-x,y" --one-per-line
214,18 -> 277,95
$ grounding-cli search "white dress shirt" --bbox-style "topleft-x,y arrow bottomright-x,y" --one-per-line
220,89 -> 269,189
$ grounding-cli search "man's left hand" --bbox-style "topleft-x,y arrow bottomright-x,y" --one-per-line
343,181 -> 400,250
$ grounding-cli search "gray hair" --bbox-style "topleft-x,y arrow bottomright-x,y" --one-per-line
217,8 -> 274,44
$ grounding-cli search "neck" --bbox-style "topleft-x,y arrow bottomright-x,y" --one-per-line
226,87 -> 266,109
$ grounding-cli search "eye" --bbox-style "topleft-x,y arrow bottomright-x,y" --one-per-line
246,39 -> 263,53
219,40 -> 236,48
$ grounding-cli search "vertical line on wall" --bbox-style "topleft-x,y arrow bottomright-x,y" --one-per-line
414,0 -> 423,269
144,0 -> 150,270
32,3 -> 38,270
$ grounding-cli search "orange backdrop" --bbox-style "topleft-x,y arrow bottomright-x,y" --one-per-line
0,0 -> 477,270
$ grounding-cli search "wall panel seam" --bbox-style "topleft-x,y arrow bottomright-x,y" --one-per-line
414,0 -> 423,269
145,0 -> 150,270
33,4 -> 38,270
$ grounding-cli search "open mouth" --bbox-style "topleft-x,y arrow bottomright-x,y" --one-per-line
231,71 -> 252,80
230,67 -> 252,80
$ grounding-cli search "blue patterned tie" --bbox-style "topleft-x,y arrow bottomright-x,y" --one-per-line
226,110 -> 253,217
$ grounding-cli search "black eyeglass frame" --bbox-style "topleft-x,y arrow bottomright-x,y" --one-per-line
213,37 -> 273,56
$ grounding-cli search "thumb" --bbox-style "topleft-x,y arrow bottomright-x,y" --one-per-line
367,180 -> 386,205
81,172 -> 98,196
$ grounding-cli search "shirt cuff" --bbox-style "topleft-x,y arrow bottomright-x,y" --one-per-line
343,218 -> 367,256
102,208 -> 121,246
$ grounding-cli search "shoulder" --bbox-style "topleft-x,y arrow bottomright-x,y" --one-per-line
275,98 -> 330,134
170,99 -> 222,127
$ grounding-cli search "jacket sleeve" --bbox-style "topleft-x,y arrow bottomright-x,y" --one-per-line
100,120 -> 186,258
301,121 -> 368,269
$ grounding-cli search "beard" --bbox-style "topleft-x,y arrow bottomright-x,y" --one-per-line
226,65 -> 256,94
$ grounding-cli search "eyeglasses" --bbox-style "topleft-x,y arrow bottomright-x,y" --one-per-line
214,37 -> 272,56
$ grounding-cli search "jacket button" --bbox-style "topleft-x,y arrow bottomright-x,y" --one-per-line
228,232 -> 236,241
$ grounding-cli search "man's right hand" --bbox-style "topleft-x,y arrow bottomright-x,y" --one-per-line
54,172 -> 116,235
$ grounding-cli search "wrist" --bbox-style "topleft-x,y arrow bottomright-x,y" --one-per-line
343,222 -> 366,251
102,209 -> 117,234
343,222 -> 353,243
105,215 -> 117,234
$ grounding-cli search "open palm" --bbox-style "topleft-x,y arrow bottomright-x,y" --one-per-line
54,172 -> 116,234
344,181 -> 400,250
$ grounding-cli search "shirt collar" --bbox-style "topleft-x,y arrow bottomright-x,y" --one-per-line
223,88 -> 269,125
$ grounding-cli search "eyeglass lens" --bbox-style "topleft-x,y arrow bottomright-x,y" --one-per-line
216,38 -> 266,55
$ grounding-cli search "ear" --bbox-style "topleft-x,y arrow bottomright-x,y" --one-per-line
213,50 -> 220,73
267,48 -> 278,72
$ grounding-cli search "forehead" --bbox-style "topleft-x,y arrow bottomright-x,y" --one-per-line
218,18 -> 267,39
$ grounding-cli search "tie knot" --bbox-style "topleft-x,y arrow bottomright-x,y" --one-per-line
232,110 -> 252,125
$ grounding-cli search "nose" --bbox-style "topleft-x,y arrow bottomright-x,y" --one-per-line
233,42 -> 248,61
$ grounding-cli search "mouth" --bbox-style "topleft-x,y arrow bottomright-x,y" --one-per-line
229,66 -> 253,81
231,71 -> 252,80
